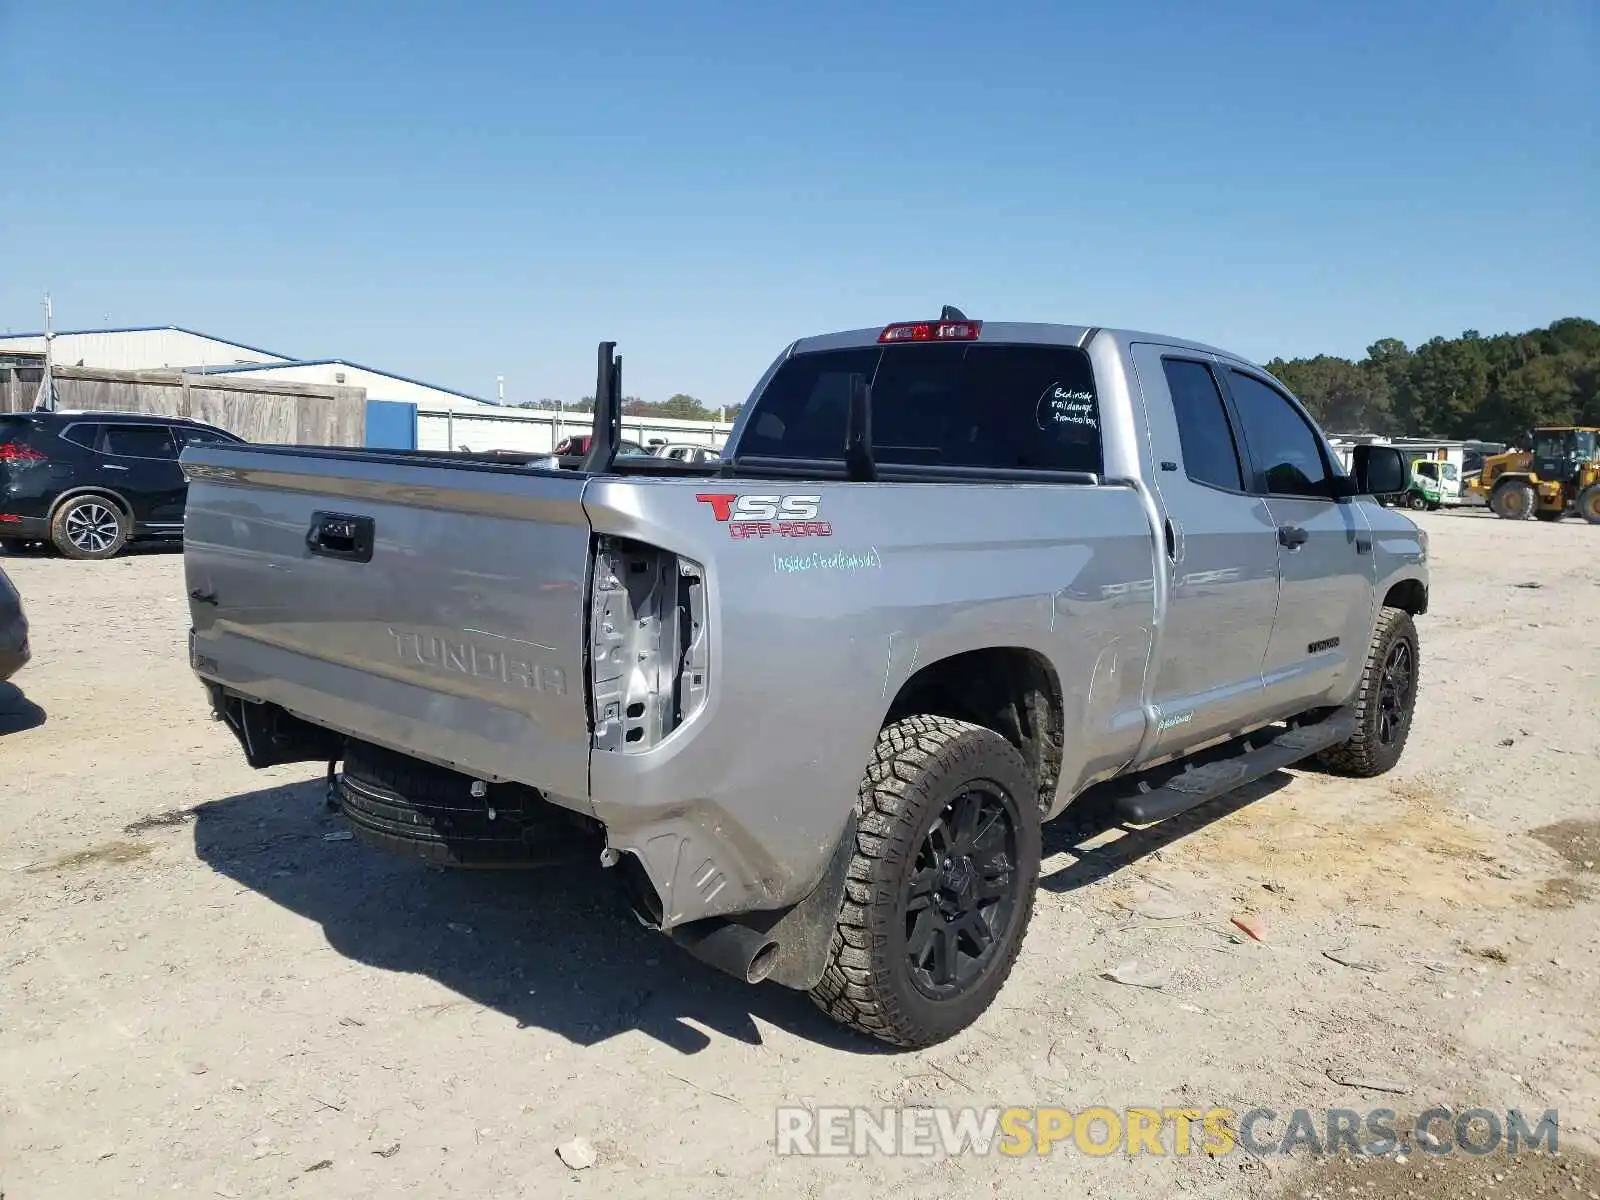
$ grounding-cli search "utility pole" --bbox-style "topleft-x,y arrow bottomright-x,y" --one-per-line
496,375 -> 505,405
35,293 -> 55,411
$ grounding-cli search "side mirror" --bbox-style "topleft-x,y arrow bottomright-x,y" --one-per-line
1352,445 -> 1408,497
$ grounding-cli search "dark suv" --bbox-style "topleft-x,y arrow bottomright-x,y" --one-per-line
0,411 -> 243,559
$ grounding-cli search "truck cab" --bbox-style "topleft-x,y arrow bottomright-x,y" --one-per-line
1408,458 -> 1461,509
1531,426 -> 1598,487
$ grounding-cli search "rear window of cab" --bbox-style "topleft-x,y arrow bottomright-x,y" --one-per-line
738,342 -> 1102,475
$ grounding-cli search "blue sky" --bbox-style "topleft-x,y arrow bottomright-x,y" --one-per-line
2,0 -> 1595,406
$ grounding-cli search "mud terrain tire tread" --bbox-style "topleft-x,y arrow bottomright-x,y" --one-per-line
1316,606 -> 1420,778
808,715 -> 1040,1049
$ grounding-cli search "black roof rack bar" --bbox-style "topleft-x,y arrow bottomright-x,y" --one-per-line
581,341 -> 623,473
844,373 -> 877,483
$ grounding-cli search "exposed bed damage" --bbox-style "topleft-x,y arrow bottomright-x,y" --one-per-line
589,538 -> 708,754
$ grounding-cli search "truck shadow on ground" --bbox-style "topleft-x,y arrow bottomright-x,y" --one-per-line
1038,773 -> 1292,893
0,682 -> 46,735
192,778 -> 900,1058
193,771 -> 1299,1055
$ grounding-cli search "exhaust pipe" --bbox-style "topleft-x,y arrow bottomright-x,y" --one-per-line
668,916 -> 780,985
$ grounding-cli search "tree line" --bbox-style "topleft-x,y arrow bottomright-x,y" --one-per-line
1264,317 -> 1600,444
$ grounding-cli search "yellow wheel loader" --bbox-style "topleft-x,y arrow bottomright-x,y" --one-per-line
1464,427 -> 1600,523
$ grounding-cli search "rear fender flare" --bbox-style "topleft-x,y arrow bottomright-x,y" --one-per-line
730,809 -> 858,991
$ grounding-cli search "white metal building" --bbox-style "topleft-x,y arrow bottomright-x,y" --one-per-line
0,325 -> 497,410
193,359 -> 499,410
0,325 -> 290,371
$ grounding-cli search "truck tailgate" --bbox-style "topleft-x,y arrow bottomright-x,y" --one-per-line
182,446 -> 593,801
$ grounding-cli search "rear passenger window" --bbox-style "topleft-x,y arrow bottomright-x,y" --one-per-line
740,343 -> 1103,475
1224,371 -> 1330,499
1163,359 -> 1244,491
101,425 -> 178,459
60,424 -> 102,450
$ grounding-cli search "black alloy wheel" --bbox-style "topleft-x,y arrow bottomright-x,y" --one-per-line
902,785 -> 1023,999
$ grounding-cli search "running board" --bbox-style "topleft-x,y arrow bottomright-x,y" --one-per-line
1114,710 -> 1358,825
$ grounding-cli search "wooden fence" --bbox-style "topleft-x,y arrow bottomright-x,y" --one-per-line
0,365 -> 366,446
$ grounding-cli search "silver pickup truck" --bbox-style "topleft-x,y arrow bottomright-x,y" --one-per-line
182,313 -> 1427,1049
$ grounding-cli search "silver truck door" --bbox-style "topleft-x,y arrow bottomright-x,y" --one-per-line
1217,366 -> 1376,716
1129,345 -> 1280,757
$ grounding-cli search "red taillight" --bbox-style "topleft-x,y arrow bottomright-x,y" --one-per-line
878,319 -> 983,343
0,443 -> 46,463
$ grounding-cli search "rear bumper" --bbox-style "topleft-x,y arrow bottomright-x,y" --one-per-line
0,516 -> 49,540
1,470 -> 56,536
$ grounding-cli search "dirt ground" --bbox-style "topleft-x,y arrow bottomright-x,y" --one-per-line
2,510 -> 1598,1200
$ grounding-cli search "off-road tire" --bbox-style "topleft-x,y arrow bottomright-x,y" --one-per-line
1316,607 -> 1419,778
1577,485 -> 1600,526
1490,480 -> 1536,521
808,715 -> 1041,1049
49,495 -> 129,559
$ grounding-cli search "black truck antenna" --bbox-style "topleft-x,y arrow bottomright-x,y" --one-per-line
581,341 -> 623,473
940,304 -> 967,321
844,373 -> 877,482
